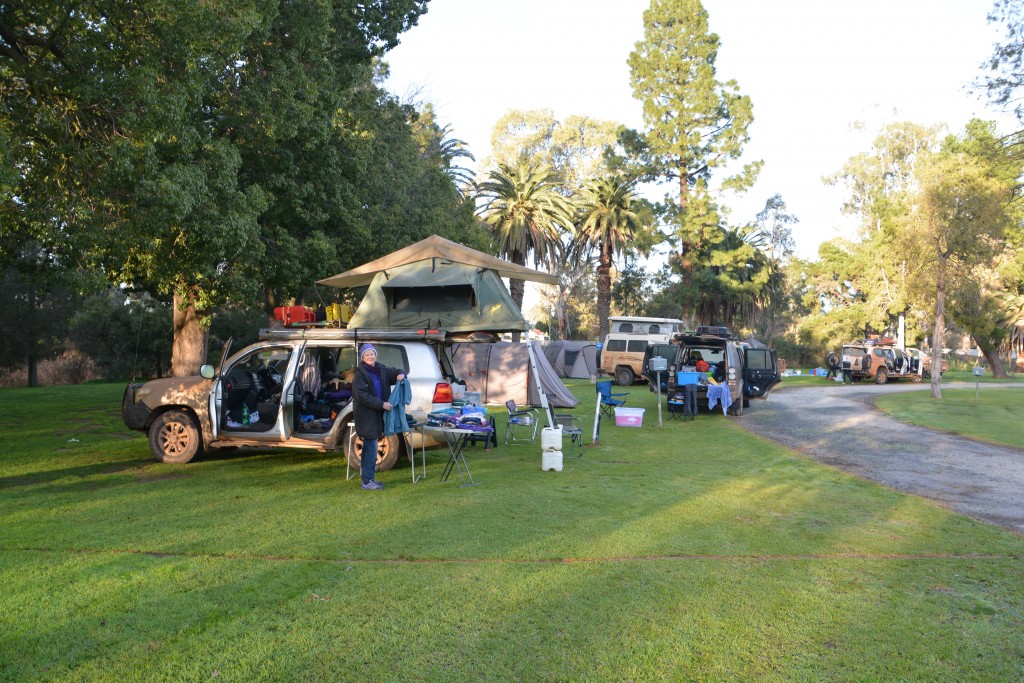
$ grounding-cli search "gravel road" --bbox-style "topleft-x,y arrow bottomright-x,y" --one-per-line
740,381 -> 1024,532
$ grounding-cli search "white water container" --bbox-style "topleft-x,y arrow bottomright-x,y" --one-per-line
542,450 -> 563,472
541,426 -> 563,451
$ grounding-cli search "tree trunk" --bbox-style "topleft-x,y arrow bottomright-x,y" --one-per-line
930,268 -> 945,400
509,278 -> 525,343
679,174 -> 693,288
27,354 -> 38,388
171,289 -> 209,377
978,342 -> 1007,379
597,242 -> 612,343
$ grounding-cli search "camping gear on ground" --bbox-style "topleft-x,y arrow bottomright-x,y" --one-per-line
667,385 -> 697,420
615,407 -> 645,427
451,342 -> 578,409
541,426 -> 563,472
543,340 -> 600,379
505,399 -> 540,445
596,380 -> 627,417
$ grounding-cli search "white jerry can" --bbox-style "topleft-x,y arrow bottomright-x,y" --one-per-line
541,426 -> 563,451
542,450 -> 564,472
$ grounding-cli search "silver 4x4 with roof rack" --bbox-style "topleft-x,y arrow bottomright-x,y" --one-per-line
660,327 -> 781,416
122,328 -> 459,471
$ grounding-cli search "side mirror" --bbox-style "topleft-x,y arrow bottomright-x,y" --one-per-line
200,365 -> 216,379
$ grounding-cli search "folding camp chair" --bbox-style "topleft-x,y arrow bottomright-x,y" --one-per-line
596,380 -> 627,417
544,402 -> 583,458
505,399 -> 540,445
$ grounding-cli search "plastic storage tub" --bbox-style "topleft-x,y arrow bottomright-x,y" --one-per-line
676,371 -> 702,385
614,407 -> 645,427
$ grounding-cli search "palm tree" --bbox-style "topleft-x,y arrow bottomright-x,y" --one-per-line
577,175 -> 642,342
476,162 -> 575,328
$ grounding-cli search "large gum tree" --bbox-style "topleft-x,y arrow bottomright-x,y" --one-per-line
627,0 -> 760,315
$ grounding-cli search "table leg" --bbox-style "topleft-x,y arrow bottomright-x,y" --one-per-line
407,430 -> 426,483
439,432 -> 476,486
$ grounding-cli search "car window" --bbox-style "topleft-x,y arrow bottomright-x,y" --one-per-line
681,346 -> 724,364
337,343 -> 409,373
372,344 -> 409,373
231,345 -> 292,373
606,339 -> 627,352
627,339 -> 648,353
745,348 -> 772,370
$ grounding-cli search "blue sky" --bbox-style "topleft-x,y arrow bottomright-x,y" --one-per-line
384,0 -> 1015,261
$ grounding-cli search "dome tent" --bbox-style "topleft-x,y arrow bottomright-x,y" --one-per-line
544,340 -> 600,379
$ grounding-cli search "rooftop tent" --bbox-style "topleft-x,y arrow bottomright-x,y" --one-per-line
318,235 -> 557,334
452,342 -> 579,409
544,340 -> 600,379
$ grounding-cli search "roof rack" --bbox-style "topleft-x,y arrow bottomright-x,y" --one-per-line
258,327 -> 447,343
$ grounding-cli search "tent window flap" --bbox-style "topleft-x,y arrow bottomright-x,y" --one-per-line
389,285 -> 476,312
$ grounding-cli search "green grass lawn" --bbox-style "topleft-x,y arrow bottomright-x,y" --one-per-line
874,386 -> 1024,450
2,382 -> 1024,681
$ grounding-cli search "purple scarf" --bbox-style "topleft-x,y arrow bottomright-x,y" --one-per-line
363,361 -> 383,400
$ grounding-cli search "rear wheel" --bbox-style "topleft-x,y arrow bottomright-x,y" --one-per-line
614,366 -> 635,386
148,410 -> 202,463
910,372 -> 923,383
728,393 -> 744,416
345,429 -> 400,472
874,367 -> 888,385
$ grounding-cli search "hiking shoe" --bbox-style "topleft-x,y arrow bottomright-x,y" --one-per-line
361,480 -> 385,491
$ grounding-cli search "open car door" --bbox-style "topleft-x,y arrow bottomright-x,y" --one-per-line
208,337 -> 234,441
743,347 -> 781,399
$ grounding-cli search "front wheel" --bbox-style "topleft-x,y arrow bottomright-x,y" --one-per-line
148,410 -> 203,463
345,430 -> 400,472
614,366 -> 635,386
874,367 -> 888,385
910,372 -> 923,383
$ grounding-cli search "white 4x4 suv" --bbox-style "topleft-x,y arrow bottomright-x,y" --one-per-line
122,328 -> 459,470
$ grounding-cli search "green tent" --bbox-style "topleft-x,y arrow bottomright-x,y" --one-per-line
318,236 -> 557,334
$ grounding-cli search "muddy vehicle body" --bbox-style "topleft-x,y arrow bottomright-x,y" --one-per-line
123,328 -> 459,469
840,340 -> 924,384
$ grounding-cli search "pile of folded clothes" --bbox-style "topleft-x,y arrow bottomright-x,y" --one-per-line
426,408 -> 492,432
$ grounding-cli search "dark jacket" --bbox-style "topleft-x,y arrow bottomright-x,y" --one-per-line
352,362 -> 400,439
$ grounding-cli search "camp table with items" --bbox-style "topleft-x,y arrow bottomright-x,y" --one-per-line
424,425 -> 492,486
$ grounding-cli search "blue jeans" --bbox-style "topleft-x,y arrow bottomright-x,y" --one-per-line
361,437 -> 378,484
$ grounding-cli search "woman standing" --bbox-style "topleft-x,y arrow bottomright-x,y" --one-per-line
352,343 -> 405,491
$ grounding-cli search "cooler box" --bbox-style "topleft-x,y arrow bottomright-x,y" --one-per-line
614,407 -> 645,427
541,426 -> 563,451
676,371 -> 701,385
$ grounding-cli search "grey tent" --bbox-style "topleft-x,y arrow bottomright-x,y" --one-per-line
544,340 -> 599,379
318,236 -> 557,334
452,342 -> 579,408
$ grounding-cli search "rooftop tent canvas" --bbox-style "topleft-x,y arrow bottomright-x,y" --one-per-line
318,235 -> 557,335
344,259 -> 529,332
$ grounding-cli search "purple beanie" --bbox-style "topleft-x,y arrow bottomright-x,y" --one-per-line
359,343 -> 377,359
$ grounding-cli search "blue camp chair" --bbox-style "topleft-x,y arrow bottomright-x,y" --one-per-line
596,380 -> 627,417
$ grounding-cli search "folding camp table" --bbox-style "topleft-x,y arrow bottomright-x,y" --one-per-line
424,425 -> 491,486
